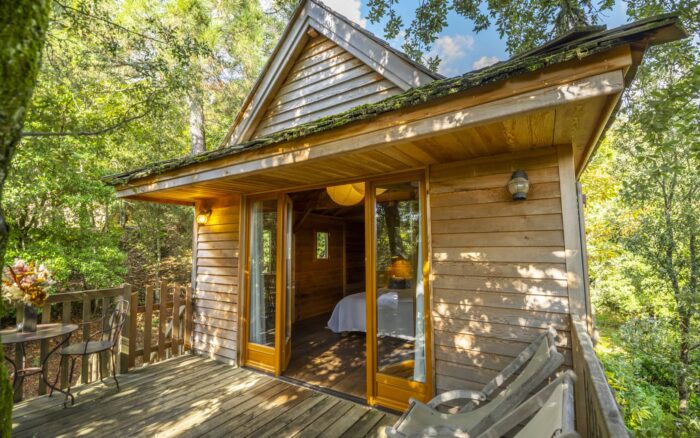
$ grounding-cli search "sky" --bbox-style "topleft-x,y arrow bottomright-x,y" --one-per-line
321,0 -> 630,77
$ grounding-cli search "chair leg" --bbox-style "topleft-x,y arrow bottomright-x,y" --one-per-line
110,350 -> 120,392
64,356 -> 77,408
49,355 -> 64,397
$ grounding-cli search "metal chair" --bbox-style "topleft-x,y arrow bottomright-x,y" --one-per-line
52,298 -> 129,406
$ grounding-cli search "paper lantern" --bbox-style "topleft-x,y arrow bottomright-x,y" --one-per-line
327,184 -> 364,206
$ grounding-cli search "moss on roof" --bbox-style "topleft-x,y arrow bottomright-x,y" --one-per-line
104,13 -> 684,186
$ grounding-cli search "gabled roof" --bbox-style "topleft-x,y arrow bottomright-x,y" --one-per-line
223,0 -> 440,146
104,13 -> 686,186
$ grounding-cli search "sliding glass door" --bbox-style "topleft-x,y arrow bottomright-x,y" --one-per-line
366,175 -> 432,410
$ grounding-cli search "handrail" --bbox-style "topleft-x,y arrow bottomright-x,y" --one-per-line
571,314 -> 629,437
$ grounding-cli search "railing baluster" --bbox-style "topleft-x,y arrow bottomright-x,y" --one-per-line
61,302 -> 71,389
14,303 -> 24,402
81,296 -> 90,384
184,285 -> 193,352
100,297 -> 109,380
144,285 -> 153,364
158,283 -> 167,361
172,284 -> 181,356
38,303 -> 51,395
128,291 -> 137,369
119,284 -> 132,374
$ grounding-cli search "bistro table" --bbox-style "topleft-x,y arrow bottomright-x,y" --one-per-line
1,323 -> 78,403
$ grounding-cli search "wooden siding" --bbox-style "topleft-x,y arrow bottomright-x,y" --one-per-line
294,215 -> 344,321
428,147 -> 571,392
252,34 -> 402,138
193,196 -> 240,364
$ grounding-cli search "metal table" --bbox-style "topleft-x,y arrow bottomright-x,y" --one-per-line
1,323 -> 78,403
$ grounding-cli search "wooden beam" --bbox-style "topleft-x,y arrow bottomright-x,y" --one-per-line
118,70 -> 625,199
557,144 -> 587,320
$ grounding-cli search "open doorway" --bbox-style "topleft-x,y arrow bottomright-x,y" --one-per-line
282,187 -> 367,400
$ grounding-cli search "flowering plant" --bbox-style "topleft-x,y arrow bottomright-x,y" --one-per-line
2,259 -> 55,307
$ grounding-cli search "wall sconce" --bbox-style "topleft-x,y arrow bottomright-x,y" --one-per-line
508,169 -> 530,201
196,209 -> 211,225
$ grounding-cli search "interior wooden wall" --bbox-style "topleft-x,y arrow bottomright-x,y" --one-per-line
428,147 -> 571,392
345,220 -> 365,293
294,214 -> 344,321
192,196 -> 240,364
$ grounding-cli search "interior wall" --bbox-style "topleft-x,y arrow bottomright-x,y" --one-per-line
294,214 -> 344,321
192,196 -> 240,364
344,220 -> 365,293
428,147 -> 571,393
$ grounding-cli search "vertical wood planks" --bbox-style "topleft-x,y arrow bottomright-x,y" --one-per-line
158,282 -> 167,361
144,285 -> 153,364
119,284 -> 132,374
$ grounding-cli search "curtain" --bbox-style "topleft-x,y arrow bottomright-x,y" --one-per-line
250,201 -> 265,344
413,204 -> 426,383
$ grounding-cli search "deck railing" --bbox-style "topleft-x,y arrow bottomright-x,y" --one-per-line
10,283 -> 193,402
571,314 -> 629,437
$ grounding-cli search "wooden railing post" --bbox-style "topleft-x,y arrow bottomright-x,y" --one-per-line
184,285 -> 193,352
119,284 -> 132,374
81,295 -> 90,384
128,291 -> 138,369
38,303 -> 51,395
158,282 -> 167,361
14,303 -> 24,402
144,285 -> 153,364
60,302 -> 71,389
172,285 -> 181,356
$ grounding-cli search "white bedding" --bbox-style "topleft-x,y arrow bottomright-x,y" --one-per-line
327,290 -> 415,340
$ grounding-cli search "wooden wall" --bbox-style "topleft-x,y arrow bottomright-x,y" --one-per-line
252,34 -> 401,138
192,196 -> 240,364
294,214 -> 344,321
428,147 -> 571,392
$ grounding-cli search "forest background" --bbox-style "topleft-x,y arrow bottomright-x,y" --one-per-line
0,0 -> 698,435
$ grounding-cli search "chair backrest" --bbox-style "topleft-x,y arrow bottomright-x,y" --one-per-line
102,298 -> 130,346
467,327 -> 565,435
477,371 -> 579,438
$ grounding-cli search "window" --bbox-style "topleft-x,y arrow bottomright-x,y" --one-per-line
315,231 -> 329,259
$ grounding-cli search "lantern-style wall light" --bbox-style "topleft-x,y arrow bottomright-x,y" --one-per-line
508,169 -> 530,201
196,208 -> 212,225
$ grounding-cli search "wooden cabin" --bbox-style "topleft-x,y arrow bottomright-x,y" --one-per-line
104,0 -> 685,419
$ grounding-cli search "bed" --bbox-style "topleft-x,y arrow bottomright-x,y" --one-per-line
327,289 -> 415,340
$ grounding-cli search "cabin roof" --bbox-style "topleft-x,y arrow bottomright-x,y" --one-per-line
103,13 -> 685,187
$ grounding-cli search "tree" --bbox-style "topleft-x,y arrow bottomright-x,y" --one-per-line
366,0 -> 614,70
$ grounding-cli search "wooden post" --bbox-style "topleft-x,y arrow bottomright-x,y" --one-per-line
14,303 -> 24,402
61,302 -> 71,389
38,303 -> 51,395
158,282 -> 167,361
144,285 -> 153,364
172,285 -> 181,356
128,292 -> 138,368
100,297 -> 109,380
81,295 -> 90,384
184,285 -> 193,351
119,284 -> 132,374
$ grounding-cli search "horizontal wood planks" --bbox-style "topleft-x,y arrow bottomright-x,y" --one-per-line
193,197 -> 241,363
428,147 -> 572,392
253,34 -> 401,138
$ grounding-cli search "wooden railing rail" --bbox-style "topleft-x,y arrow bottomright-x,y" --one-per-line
571,314 -> 629,438
10,282 -> 193,403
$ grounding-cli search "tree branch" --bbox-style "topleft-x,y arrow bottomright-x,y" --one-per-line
20,111 -> 150,138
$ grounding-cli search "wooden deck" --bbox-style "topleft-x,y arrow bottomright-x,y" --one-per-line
12,354 -> 397,438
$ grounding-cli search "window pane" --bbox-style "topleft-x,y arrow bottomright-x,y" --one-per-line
375,181 -> 425,383
249,199 -> 277,346
316,231 -> 329,259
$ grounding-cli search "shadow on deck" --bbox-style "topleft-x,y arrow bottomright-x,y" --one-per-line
12,354 -> 396,437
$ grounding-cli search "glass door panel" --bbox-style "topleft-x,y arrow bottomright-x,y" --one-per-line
369,177 -> 431,410
245,198 -> 278,373
282,195 -> 294,368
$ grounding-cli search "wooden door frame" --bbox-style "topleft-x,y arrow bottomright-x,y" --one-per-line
365,170 -> 433,410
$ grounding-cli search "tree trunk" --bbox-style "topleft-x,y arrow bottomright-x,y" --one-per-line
0,1 -> 52,431
187,92 -> 205,155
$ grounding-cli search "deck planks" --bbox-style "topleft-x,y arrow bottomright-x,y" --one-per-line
12,354 -> 395,438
